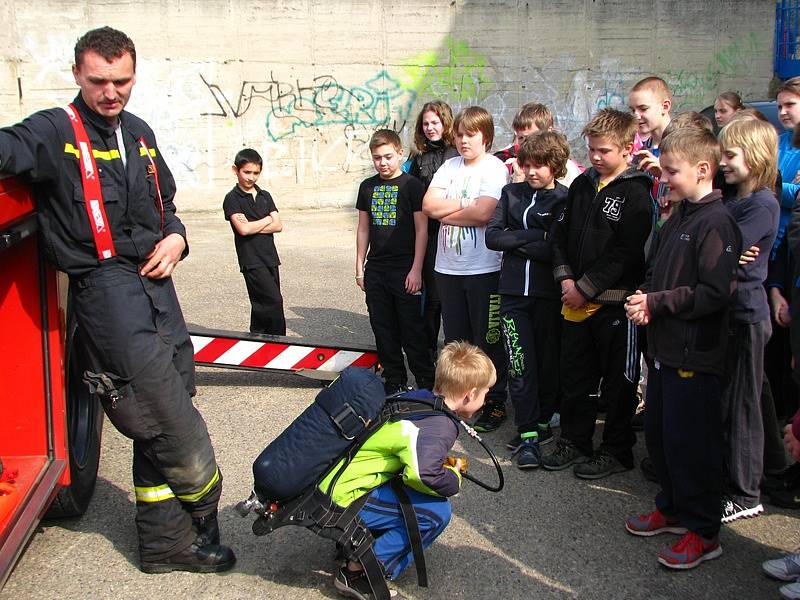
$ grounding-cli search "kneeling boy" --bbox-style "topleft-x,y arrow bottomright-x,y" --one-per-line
323,341 -> 496,598
624,127 -> 741,569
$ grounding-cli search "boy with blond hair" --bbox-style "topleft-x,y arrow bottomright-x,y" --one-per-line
624,127 -> 741,569
543,108 -> 653,479
356,129 -> 435,394
331,341 -> 496,597
494,102 -> 583,186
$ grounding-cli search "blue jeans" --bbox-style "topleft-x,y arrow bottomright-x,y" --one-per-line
359,483 -> 451,580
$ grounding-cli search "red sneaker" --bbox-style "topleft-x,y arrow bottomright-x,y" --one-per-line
625,510 -> 688,537
657,531 -> 722,570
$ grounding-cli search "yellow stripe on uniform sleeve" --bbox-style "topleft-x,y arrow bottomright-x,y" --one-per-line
139,146 -> 157,158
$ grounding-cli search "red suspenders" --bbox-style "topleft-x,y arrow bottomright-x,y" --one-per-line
63,105 -> 166,261
63,104 -> 116,260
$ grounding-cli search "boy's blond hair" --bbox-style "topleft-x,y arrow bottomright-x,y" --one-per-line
660,126 -> 721,172
433,341 -> 496,398
630,76 -> 673,102
719,118 -> 779,193
516,131 -> 570,179
512,102 -> 553,132
369,129 -> 402,152
662,111 -> 714,140
581,108 -> 637,149
453,106 -> 495,151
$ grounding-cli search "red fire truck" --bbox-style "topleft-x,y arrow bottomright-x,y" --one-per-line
0,175 -> 104,587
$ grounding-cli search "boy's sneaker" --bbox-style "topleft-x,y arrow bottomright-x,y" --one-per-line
763,551 -> 800,581
538,424 -> 554,446
513,436 -> 541,470
473,403 -> 506,432
721,497 -> 764,523
781,582 -> 800,600
769,489 -> 800,510
573,450 -> 632,480
657,532 -> 722,570
541,438 -> 588,471
506,434 -> 522,452
334,566 -> 398,599
625,510 -> 688,537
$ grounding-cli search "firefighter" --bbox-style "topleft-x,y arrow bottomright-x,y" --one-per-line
0,27 -> 235,573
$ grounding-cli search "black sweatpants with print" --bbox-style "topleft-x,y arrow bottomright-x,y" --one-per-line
436,270 -> 508,404
500,294 -> 560,433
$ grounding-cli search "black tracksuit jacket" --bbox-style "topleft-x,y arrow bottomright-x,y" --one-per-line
485,181 -> 568,298
552,166 -> 653,304
643,191 -> 742,375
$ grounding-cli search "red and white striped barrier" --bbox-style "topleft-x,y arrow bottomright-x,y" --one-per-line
190,329 -> 378,380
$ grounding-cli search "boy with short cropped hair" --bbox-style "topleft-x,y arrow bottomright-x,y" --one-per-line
356,129 -> 435,393
624,127 -> 741,569
486,132 -> 570,468
544,108 -> 653,479
223,148 -> 286,335
628,77 -> 674,200
494,102 -> 583,186
329,341 -> 496,597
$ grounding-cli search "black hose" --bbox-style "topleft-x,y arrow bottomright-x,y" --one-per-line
456,419 -> 504,492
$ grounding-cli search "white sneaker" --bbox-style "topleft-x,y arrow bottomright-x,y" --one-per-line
780,581 -> 800,600
549,412 -> 561,429
764,552 -> 800,581
721,497 -> 763,523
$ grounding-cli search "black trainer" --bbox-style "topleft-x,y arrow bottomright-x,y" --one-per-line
573,450 -> 632,480
473,402 -> 507,432
541,438 -> 589,471
140,542 -> 236,574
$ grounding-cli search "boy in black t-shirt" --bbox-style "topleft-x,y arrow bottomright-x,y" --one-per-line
223,148 -> 286,335
356,130 -> 435,393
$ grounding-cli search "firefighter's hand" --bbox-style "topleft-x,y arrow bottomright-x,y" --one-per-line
140,233 -> 186,279
445,456 -> 468,473
355,274 -> 365,292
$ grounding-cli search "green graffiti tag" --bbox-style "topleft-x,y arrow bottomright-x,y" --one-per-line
400,37 -> 494,102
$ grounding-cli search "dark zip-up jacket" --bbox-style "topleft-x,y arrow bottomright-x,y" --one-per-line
723,187 -> 779,324
644,191 -> 741,375
552,166 -> 653,304
409,141 -> 459,237
485,181 -> 568,298
0,94 -> 185,276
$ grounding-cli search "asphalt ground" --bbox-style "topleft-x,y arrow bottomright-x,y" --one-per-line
2,209 -> 798,600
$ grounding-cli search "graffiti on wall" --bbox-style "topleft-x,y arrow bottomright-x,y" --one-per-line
200,71 -> 417,141
399,36 -> 494,103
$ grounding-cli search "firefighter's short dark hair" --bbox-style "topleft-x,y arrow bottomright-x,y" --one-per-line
74,27 -> 137,69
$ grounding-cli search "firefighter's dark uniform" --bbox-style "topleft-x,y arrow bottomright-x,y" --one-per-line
0,94 -> 222,562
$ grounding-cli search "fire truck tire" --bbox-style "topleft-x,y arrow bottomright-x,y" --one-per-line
45,315 -> 103,519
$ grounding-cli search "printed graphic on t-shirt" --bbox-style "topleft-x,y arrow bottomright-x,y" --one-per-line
370,184 -> 399,226
440,175 -> 477,255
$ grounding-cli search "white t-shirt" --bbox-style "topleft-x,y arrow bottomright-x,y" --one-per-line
429,154 -> 509,275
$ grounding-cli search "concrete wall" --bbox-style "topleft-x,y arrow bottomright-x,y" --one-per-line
0,0 -> 776,210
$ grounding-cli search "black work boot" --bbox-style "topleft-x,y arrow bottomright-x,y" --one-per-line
140,542 -> 236,574
193,510 -> 220,546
